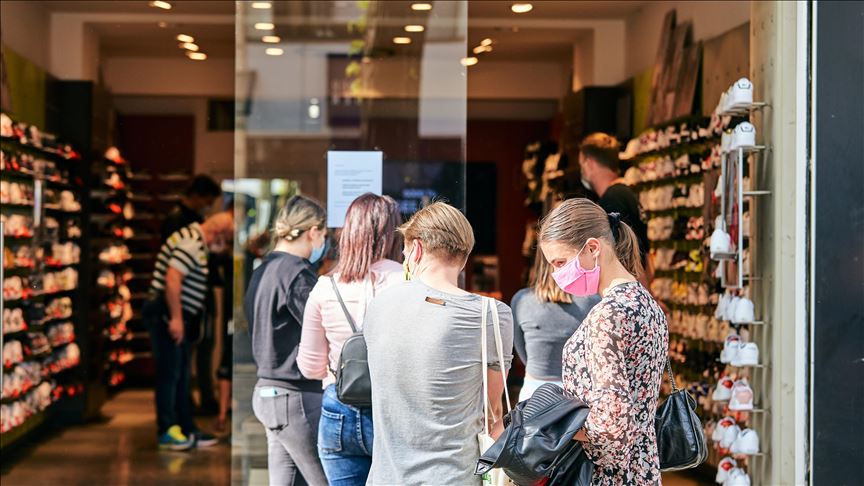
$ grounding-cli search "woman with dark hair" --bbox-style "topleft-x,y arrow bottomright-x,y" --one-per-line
538,198 -> 668,486
297,193 -> 403,486
512,250 -> 600,402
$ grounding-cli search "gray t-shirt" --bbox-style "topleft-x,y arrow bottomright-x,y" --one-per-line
364,280 -> 514,486
511,288 -> 600,381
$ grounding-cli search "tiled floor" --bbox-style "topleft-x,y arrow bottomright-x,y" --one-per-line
1,389 -> 230,486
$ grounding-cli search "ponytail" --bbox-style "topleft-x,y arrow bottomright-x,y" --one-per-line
614,221 -> 644,280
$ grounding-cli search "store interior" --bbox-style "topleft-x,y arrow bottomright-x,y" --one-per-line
0,1 -> 778,485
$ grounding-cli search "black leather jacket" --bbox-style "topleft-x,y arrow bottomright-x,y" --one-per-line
475,384 -> 594,486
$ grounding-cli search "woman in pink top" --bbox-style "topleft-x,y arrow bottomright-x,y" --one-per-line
297,193 -> 403,486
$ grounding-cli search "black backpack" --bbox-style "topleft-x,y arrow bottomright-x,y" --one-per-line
329,277 -> 372,407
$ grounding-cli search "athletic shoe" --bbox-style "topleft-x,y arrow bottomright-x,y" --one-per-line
720,423 -> 741,449
715,293 -> 732,321
713,376 -> 735,402
730,122 -> 757,151
726,78 -> 754,112
716,457 -> 738,484
192,430 -> 219,448
710,227 -> 733,259
158,425 -> 194,451
713,416 -> 737,443
733,297 -> 756,323
725,467 -> 751,486
733,342 -> 760,367
729,380 -> 755,411
731,428 -> 760,455
720,333 -> 741,364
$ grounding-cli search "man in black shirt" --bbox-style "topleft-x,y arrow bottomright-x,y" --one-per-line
578,133 -> 653,285
160,175 -> 223,415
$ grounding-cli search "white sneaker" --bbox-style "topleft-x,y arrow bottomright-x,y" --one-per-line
729,380 -> 755,411
726,78 -> 754,112
720,423 -> 741,449
731,428 -> 760,455
715,293 -> 732,320
716,457 -> 738,484
711,227 -> 733,258
713,416 -> 737,443
712,376 -> 735,402
730,122 -> 757,151
733,297 -> 756,323
725,468 -> 751,486
720,333 -> 741,364
733,342 -> 760,367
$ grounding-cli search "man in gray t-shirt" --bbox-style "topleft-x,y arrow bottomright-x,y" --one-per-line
364,280 -> 514,486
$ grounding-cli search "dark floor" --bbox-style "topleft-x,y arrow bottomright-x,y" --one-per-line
1,389 -> 230,486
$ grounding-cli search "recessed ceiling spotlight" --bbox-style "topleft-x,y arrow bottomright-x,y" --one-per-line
251,2 -> 272,8
481,38 -> 493,47
180,42 -> 199,51
187,52 -> 207,61
262,35 -> 281,43
404,25 -> 425,33
158,22 -> 168,28
266,47 -> 284,56
411,3 -> 432,11
176,34 -> 195,43
511,3 -> 533,13
149,1 -> 172,10
393,37 -> 412,45
473,45 -> 492,54
460,57 -> 478,67
254,22 -> 275,31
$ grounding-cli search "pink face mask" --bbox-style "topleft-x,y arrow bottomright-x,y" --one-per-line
551,242 -> 601,296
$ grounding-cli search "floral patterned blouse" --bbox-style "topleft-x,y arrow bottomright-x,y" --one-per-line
562,281 -> 669,485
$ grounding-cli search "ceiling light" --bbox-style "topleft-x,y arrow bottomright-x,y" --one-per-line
187,52 -> 207,61
254,22 -> 275,31
511,3 -> 533,13
176,34 -> 195,43
149,1 -> 172,10
158,22 -> 168,28
473,45 -> 492,54
404,25 -> 425,33
411,3 -> 432,11
265,47 -> 284,56
481,38 -> 493,46
460,57 -> 478,67
262,35 -> 281,43
251,2 -> 272,8
393,37 -> 412,45
180,42 -> 199,51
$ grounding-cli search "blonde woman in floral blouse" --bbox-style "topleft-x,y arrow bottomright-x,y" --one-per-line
539,198 -> 669,485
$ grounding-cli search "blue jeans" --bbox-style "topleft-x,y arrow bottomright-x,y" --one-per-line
318,385 -> 373,486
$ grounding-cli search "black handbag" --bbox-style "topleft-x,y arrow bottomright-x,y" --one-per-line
329,277 -> 372,407
656,358 -> 708,471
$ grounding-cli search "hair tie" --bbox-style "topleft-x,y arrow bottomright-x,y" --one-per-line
607,212 -> 621,240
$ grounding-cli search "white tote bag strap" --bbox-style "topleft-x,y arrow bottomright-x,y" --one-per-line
480,297 -> 490,435
489,299 -> 511,414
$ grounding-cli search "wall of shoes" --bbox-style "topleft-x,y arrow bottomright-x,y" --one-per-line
0,113 -> 85,447
626,78 -> 768,485
90,147 -> 136,389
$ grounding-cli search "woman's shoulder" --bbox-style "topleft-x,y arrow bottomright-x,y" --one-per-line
371,258 -> 403,273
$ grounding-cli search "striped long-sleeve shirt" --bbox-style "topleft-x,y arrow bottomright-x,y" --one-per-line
149,222 -> 209,316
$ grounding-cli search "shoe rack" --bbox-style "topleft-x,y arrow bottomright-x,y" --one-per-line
1,115 -> 85,449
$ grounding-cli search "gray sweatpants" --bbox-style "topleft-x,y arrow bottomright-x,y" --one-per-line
252,387 -> 328,486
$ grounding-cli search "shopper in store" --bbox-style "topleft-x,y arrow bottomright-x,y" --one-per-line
159,175 -> 224,416
246,195 -> 329,486
538,198 -> 668,485
143,210 -> 234,451
296,193 -> 403,485
512,250 -> 600,402
364,201 -> 514,486
577,133 -> 652,281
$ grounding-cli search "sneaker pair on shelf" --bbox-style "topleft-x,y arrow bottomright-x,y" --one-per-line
717,458 -> 752,485
158,425 -> 219,451
716,77 -> 754,116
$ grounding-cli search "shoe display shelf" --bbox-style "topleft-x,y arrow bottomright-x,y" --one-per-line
89,149 -> 137,390
1,114 -> 85,450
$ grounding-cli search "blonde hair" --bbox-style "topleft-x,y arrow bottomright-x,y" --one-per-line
399,201 -> 474,263
530,248 -> 572,304
539,198 -> 644,278
274,195 -> 326,241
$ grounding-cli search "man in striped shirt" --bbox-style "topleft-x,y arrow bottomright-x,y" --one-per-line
144,210 -> 233,451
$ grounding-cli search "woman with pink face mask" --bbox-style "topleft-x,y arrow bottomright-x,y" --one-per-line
538,198 -> 668,486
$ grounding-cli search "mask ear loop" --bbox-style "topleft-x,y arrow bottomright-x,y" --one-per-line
579,238 -> 601,271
